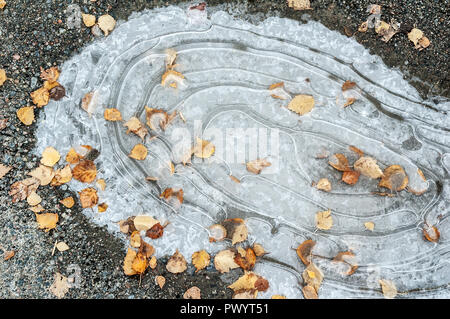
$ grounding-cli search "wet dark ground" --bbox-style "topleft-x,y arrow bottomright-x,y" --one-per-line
0,0 -> 448,298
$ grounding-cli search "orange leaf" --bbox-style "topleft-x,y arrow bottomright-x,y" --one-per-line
78,188 -> 98,208
72,160 -> 97,183
296,239 -> 315,266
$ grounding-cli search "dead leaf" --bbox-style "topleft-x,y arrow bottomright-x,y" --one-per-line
0,164 -> 12,179
328,153 -> 350,172
358,21 -> 368,33
72,160 -> 97,183
364,221 -> 375,231
60,197 -> 75,208
49,272 -> 70,298
41,147 -> 60,167
161,70 -> 185,88
229,175 -> 241,183
132,252 -> 148,274
343,97 -> 356,107
332,251 -> 358,275
123,248 -> 138,276
315,209 -> 333,230
192,250 -> 211,272
316,178 -> 331,192
98,202 -> 108,213
66,148 -> 82,165
209,224 -> 227,242
28,165 -> 55,186
349,145 -> 364,157
31,87 -> 50,108
379,279 -> 397,299
166,249 -> 187,274
223,218 -> 248,245
124,117 -> 148,141
165,48 -> 177,69
98,14 -> 116,36
252,243 -> 266,257
214,249 -> 240,273
27,191 -> 42,206
423,224 -> 440,243
353,156 -> 383,179
0,68 -> 6,86
342,170 -> 360,185
4,250 -> 15,261
287,0 -> 312,10
17,106 -> 35,125
82,13 -> 96,27
35,212 -> 58,232
271,295 -> 287,299
296,239 -> 316,266
51,164 -> 72,186
160,188 -> 184,205
149,256 -> 157,269
246,158 -> 271,174
29,204 -> 44,213
146,222 -> 165,239
234,247 -> 257,271
228,272 -> 269,293
104,108 -> 122,121
129,144 -> 148,160
96,179 -> 106,191
184,286 -> 201,299
342,80 -> 356,91
156,275 -> 166,289
9,177 -> 40,203
302,262 -> 323,294
288,94 -> 315,115
302,285 -> 318,299
40,67 -> 60,84
234,290 -> 258,299
56,242 -> 70,252
130,231 -> 142,248
81,92 -> 95,114
269,82 -> 287,100
192,138 -> 215,159
378,165 -> 408,191
408,28 -> 423,47
78,188 -> 98,208
140,241 -> 155,258
134,215 -> 159,232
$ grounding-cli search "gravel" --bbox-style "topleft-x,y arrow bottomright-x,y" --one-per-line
0,0 -> 448,298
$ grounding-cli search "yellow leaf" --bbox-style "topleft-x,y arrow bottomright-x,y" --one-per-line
124,117 -> 148,141
31,87 -> 50,108
0,68 -> 7,86
166,249 -> 187,274
192,250 -> 211,272
27,191 -> 42,206
35,212 -> 58,232
129,144 -> 148,160
364,221 -> 375,231
98,202 -> 108,213
287,0 -> 312,10
408,28 -> 424,46
82,13 -> 96,27
78,188 -> 98,208
228,272 -> 269,293
16,106 -> 34,125
98,14 -> 116,36
271,295 -> 287,299
316,178 -> 331,192
192,138 -> 215,159
41,147 -> 60,167
287,94 -> 315,115
65,148 -> 82,164
104,108 -> 122,121
315,209 -> 333,230
51,164 -> 72,186
60,197 -> 75,208
132,252 -> 148,274
72,160 -> 97,183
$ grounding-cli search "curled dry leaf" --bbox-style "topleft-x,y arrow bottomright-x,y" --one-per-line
302,262 -> 324,294
78,188 -> 98,208
149,256 -> 157,269
82,13 -> 96,27
302,285 -> 318,299
287,0 -> 312,10
60,197 -> 75,208
17,106 -> 34,125
41,147 -> 60,167
160,188 -> 184,204
252,243 -> 266,257
28,164 -> 55,186
358,21 -> 368,33
145,106 -> 176,131
123,248 -> 138,275
316,178 -> 331,192
49,85 -> 65,101
223,218 -> 248,245
234,247 -> 257,271
146,222 -> 165,239
51,164 -> 72,186
287,94 -> 315,115
118,217 -> 137,235
72,160 -> 97,183
343,97 -> 356,107
379,279 -> 397,299
214,249 -> 240,273
192,250 -> 211,272
349,145 -> 364,157
31,87 -> 50,108
133,215 -> 159,232
246,158 -> 271,174
132,253 -> 148,274
342,170 -> 360,185
96,179 -> 106,191
98,14 -> 116,36
353,156 -> 383,179
40,67 -> 60,83
104,108 -> 122,121
315,209 -> 333,230
129,143 -> 148,160
161,70 -> 185,88
66,148 -> 82,165
156,275 -> 166,289
35,212 -> 58,232
378,165 -> 408,191
296,239 -> 316,266
209,224 -> 227,242
184,286 -> 201,299
192,138 -> 215,159
228,272 -> 269,293
342,80 -> 356,91
423,224 -> 440,243
81,92 -> 95,114
9,177 -> 40,203
124,117 -> 148,141
49,273 -> 70,299
130,231 -> 141,248
332,251 -> 358,275
166,249 -> 187,274
98,202 -> 108,213
328,153 -> 350,172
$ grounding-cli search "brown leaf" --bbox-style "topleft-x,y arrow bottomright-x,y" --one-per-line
65,148 -> 82,165
166,250 -> 187,274
342,170 -> 360,185
72,160 -> 97,183
51,164 -> 72,186
343,97 -> 356,107
49,85 -> 66,101
28,164 -> 55,186
78,188 -> 98,208
223,218 -> 248,245
192,250 -> 211,272
228,272 -> 269,293
160,188 -> 184,205
4,250 -> 15,261
353,156 -> 383,179
9,177 -> 40,203
146,223 -> 165,239
378,165 -> 408,191
234,247 -> 257,271
349,145 -> 364,157
81,92 -> 95,114
328,153 -> 350,172
287,94 -> 315,115
246,158 -> 271,174
183,286 -> 201,299
342,80 -> 356,91
98,202 -> 108,213
296,239 -> 316,266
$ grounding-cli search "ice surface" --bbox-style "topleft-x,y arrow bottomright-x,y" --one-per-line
34,4 -> 450,298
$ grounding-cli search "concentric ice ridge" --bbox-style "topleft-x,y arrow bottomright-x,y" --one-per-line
34,5 -> 450,298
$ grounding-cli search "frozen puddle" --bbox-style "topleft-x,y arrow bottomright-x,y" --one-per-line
35,5 -> 450,298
